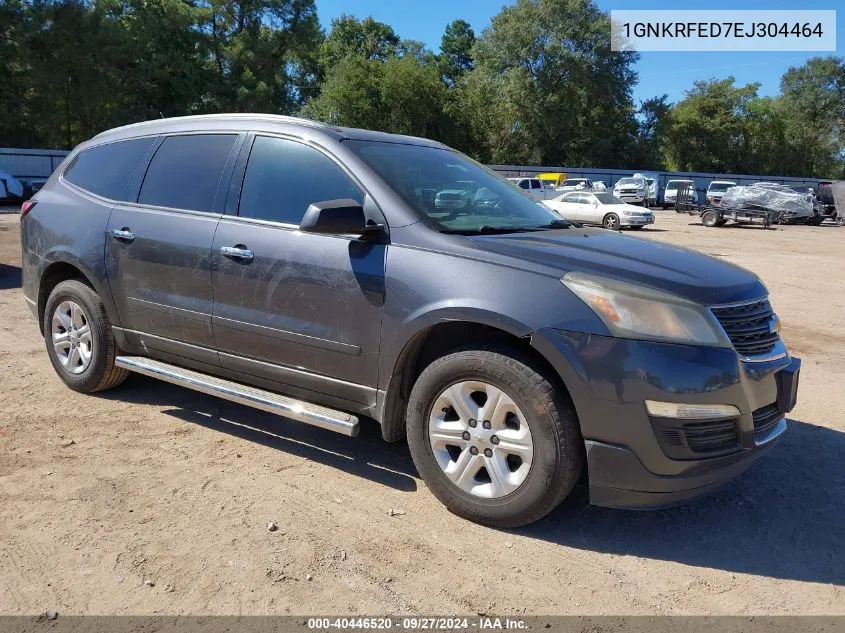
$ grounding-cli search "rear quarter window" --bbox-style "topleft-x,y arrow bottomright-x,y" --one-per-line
63,137 -> 156,200
138,134 -> 237,212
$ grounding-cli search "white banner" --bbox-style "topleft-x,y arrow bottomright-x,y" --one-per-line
611,10 -> 837,52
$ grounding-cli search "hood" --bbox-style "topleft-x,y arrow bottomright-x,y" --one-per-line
468,228 -> 765,305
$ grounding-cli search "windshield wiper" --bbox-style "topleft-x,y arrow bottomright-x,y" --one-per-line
440,225 -> 546,235
537,218 -> 578,229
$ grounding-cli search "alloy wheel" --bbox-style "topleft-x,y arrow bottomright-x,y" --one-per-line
51,300 -> 93,374
428,380 -> 534,498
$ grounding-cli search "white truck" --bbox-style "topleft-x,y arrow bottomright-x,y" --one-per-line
507,177 -> 557,201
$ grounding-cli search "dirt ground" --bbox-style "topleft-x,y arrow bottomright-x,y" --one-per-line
1,208 -> 843,615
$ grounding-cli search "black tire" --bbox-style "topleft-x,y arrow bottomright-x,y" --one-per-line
602,213 -> 620,230
701,210 -> 720,227
406,344 -> 584,528
43,279 -> 128,393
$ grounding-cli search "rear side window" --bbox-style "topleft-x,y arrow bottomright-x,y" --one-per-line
64,137 -> 156,200
138,134 -> 237,212
238,136 -> 362,225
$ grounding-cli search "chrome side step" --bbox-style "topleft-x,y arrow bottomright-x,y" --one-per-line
114,356 -> 359,437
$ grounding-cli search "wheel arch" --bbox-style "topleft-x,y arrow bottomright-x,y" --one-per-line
378,317 -> 578,443
37,255 -> 117,334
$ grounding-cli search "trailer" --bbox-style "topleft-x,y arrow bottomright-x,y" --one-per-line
693,205 -> 778,228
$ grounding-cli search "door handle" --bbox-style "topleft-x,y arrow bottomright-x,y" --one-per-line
110,228 -> 135,242
220,245 -> 254,263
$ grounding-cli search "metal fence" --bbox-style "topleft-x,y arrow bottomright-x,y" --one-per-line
0,147 -> 70,186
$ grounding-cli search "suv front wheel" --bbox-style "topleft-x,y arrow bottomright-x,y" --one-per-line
406,345 -> 584,528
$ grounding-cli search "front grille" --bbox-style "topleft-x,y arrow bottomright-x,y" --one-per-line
652,416 -> 741,459
752,403 -> 783,440
710,298 -> 779,357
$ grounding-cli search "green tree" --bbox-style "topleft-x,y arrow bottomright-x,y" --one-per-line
317,14 -> 399,72
664,78 -> 760,173
778,56 -> 845,178
301,55 -> 383,129
631,95 -> 671,170
203,0 -> 322,113
119,0 -> 212,121
463,0 -> 639,166
439,19 -> 475,86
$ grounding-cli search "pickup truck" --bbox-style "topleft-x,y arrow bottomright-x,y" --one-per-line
507,177 -> 557,201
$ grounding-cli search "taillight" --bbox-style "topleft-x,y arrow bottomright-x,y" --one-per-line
20,200 -> 36,218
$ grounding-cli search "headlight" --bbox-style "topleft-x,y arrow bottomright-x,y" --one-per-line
621,209 -> 632,216
561,272 -> 732,347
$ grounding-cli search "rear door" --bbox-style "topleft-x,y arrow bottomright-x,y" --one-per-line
105,133 -> 243,364
211,134 -> 386,405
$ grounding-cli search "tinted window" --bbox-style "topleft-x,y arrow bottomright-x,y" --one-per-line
138,134 -> 237,211
517,180 -> 529,190
64,137 -> 156,200
530,179 -> 541,189
238,136 -> 362,224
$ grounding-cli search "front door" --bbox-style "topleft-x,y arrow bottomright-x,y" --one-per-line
106,133 -> 241,363
211,135 -> 386,406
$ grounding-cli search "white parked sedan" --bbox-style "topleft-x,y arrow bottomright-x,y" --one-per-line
544,191 -> 655,230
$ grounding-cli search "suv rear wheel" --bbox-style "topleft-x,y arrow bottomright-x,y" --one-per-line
43,280 -> 128,393
406,345 -> 584,528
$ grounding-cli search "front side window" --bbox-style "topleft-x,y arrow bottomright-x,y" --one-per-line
346,140 -> 562,234
138,134 -> 237,212
238,136 -> 363,225
64,137 -> 156,200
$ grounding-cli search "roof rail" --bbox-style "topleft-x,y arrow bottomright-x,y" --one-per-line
93,113 -> 333,139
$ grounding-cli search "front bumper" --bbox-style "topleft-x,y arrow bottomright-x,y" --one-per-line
615,192 -> 646,203
531,329 -> 799,509
620,214 -> 654,227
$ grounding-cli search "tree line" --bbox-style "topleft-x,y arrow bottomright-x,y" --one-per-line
2,0 -> 843,178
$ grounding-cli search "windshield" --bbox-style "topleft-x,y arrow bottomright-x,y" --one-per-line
346,141 -> 562,232
591,193 -> 624,205
709,182 -> 735,192
616,178 -> 643,186
666,180 -> 692,190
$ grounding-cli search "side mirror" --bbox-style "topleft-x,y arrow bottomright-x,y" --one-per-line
299,199 -> 379,237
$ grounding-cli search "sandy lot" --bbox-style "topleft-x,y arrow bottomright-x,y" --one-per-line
0,209 -> 843,615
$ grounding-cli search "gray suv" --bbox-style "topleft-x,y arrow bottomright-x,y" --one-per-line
21,114 -> 800,527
